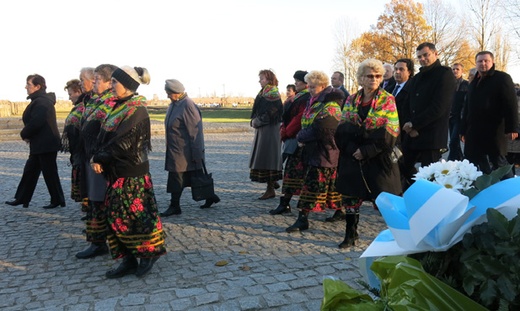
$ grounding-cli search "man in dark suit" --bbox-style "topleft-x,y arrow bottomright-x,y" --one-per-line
461,51 -> 518,178
401,42 -> 456,187
447,63 -> 469,161
381,63 -> 396,93
330,71 -> 350,100
392,58 -> 414,130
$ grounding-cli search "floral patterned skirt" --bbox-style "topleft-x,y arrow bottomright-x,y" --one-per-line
281,148 -> 305,196
105,173 -> 166,259
297,166 -> 341,212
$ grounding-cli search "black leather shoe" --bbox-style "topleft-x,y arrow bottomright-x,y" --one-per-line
80,215 -> 88,221
42,202 -> 66,209
75,243 -> 108,259
160,205 -> 181,217
5,199 -> 29,208
135,257 -> 159,277
200,195 -> 220,209
106,256 -> 138,279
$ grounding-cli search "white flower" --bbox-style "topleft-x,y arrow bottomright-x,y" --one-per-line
413,159 -> 482,193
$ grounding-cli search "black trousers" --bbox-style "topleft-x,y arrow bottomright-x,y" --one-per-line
465,152 -> 514,179
14,152 -> 65,205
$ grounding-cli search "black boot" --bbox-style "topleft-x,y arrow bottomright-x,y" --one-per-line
75,242 -> 108,259
286,211 -> 309,233
135,257 -> 159,277
160,202 -> 181,217
200,194 -> 220,209
106,255 -> 138,279
325,209 -> 346,222
269,197 -> 291,215
339,214 -> 359,249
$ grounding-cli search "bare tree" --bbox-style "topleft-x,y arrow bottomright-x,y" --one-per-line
424,0 -> 470,66
332,18 -> 361,92
501,0 -> 520,63
467,0 -> 501,51
467,0 -> 512,70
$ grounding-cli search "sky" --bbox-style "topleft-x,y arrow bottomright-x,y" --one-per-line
1,0 -> 519,102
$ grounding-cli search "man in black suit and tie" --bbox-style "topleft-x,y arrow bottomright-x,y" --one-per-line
381,63 -> 396,93
392,59 -> 414,130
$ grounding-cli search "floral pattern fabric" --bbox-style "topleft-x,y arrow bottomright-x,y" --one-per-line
105,173 -> 166,259
342,88 -> 399,138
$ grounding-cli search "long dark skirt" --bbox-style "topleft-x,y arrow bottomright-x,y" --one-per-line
105,173 -> 166,259
281,148 -> 305,196
297,166 -> 341,212
70,165 -> 82,202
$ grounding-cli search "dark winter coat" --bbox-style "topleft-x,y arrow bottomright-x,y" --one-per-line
335,88 -> 402,199
297,87 -> 343,168
20,89 -> 61,155
401,59 -> 456,150
461,65 -> 518,157
164,94 -> 205,173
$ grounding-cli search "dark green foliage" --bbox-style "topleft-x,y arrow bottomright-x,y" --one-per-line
412,209 -> 520,310
462,165 -> 513,199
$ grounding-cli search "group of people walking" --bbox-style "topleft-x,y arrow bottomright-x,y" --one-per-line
4,65 -> 223,278
249,42 -> 519,249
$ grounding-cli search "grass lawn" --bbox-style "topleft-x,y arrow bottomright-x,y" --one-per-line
56,107 -> 251,123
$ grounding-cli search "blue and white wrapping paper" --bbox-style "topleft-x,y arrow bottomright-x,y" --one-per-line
360,178 -> 520,288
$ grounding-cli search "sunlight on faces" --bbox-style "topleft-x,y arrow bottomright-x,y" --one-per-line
383,64 -> 393,80
330,72 -> 342,88
111,78 -> 127,98
79,72 -> 94,93
93,73 -> 111,95
452,64 -> 463,79
416,47 -> 438,67
258,74 -> 268,88
476,54 -> 494,75
394,62 -> 410,84
67,88 -> 81,103
25,79 -> 40,95
286,86 -> 296,98
308,82 -> 325,97
361,70 -> 383,92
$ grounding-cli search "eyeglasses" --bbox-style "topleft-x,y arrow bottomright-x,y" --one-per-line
365,74 -> 382,79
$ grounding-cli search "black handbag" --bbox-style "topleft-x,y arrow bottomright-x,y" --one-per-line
191,160 -> 215,201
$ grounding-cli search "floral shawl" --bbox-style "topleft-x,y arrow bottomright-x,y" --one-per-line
81,90 -> 117,159
342,88 -> 399,137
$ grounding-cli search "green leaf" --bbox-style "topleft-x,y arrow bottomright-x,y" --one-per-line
474,174 -> 492,190
509,210 -> 520,239
497,275 -> 517,302
479,279 -> 498,307
486,209 -> 510,240
462,187 -> 479,200
488,164 -> 513,184
462,276 -> 476,296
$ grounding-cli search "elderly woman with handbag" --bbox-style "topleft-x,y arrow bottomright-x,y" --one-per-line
160,79 -> 220,217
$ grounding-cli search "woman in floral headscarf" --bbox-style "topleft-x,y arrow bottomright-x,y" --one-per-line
92,66 -> 166,278
249,69 -> 283,200
335,59 -> 402,248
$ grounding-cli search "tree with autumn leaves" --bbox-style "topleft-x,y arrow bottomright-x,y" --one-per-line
335,0 -> 513,92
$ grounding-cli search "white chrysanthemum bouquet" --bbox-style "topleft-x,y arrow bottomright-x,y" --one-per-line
413,159 -> 513,199
413,159 -> 482,192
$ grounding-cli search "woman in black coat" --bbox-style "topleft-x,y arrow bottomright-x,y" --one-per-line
335,59 -> 401,248
5,74 -> 65,209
